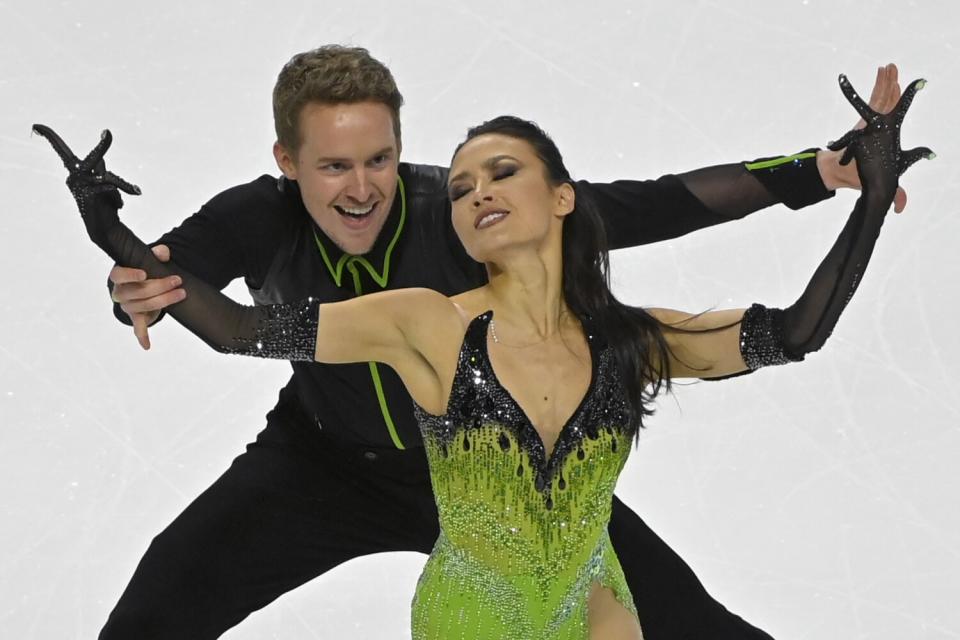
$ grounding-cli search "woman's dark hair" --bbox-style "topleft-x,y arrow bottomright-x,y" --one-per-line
453,115 -> 674,435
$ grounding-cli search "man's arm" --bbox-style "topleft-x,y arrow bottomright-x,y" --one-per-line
108,176 -> 289,349
585,64 -> 907,251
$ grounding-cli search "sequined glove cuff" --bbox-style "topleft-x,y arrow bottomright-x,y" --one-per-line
740,303 -> 805,370
221,297 -> 320,362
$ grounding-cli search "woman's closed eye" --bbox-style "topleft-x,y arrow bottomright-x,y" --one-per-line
448,165 -> 519,200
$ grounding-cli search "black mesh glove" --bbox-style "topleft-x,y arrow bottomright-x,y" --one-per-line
778,74 -> 933,356
32,125 -> 142,253
710,73 -> 934,382
33,124 -> 318,360
828,75 -> 934,189
735,74 -> 934,375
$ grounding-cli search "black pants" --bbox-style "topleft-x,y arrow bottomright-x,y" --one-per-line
99,416 -> 774,639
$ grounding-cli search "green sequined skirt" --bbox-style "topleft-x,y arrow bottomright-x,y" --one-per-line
411,529 -> 636,639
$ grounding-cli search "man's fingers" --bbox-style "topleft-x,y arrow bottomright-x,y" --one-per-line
119,287 -> 186,315
151,244 -> 171,262
884,63 -> 901,113
132,314 -> 152,350
857,66 -> 885,129
110,246 -> 174,309
855,63 -> 900,128
109,264 -> 147,285
871,63 -> 898,114
893,187 -> 907,214
866,65 -> 885,110
114,276 -> 184,308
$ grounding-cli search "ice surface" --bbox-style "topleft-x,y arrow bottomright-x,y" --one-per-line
1,1 -> 958,638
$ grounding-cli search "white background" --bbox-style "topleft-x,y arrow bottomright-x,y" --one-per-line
2,1 -> 958,638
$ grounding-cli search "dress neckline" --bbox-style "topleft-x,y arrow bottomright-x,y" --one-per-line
475,310 -> 599,469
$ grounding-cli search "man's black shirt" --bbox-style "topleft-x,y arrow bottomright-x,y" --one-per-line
114,157 -> 832,448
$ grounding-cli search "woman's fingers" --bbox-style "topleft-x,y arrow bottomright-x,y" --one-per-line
898,146 -> 935,176
31,124 -> 80,169
33,125 -> 141,199
102,170 -> 142,196
827,128 -> 862,166
893,78 -> 927,122
838,74 -> 876,122
78,129 -> 113,174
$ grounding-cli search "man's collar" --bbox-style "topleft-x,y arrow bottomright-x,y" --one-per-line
289,176 -> 407,291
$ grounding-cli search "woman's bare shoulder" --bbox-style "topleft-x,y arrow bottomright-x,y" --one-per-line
393,287 -> 489,414
448,286 -> 492,325
399,288 -> 473,356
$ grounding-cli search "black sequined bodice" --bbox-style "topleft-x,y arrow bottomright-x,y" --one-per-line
414,310 -> 634,506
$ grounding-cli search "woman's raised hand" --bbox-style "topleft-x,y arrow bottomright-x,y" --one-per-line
32,124 -> 141,250
827,75 -> 934,199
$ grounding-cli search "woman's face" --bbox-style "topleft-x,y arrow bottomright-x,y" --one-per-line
447,133 -> 573,264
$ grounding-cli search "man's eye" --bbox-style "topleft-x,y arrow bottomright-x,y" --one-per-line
369,155 -> 389,167
322,163 -> 347,172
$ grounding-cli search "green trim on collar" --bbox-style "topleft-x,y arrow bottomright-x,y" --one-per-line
312,238 -> 351,288
311,175 -> 407,289
745,152 -> 817,172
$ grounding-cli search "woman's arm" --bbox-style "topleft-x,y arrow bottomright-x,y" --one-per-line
648,74 -> 932,381
645,307 -> 748,379
32,125 -> 453,388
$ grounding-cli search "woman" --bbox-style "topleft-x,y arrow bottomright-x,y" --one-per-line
35,73 -> 930,638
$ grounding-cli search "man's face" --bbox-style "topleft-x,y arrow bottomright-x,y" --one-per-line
274,101 -> 400,255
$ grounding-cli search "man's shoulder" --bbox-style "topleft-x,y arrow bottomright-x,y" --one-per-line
399,162 -> 449,196
203,174 -> 298,214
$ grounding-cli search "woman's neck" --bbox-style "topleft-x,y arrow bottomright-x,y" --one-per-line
483,246 -> 571,340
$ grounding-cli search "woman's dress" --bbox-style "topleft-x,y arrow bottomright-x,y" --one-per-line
411,311 -> 639,639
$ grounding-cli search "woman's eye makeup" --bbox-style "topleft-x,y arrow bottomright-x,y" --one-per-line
448,161 -> 520,200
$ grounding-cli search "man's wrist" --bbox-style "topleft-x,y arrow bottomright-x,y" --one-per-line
816,149 -> 848,191
744,148 -> 834,210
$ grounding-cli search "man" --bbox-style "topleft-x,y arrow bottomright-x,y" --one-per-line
99,46 -> 903,638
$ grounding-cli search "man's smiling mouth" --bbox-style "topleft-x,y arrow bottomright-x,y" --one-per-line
335,202 -> 377,218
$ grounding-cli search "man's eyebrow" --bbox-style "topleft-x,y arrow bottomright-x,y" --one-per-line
314,147 -> 395,164
448,154 -> 519,185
